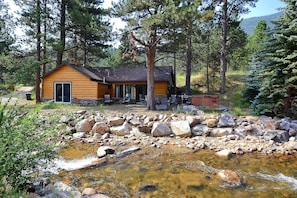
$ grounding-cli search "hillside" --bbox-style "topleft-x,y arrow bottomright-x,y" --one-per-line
240,12 -> 283,35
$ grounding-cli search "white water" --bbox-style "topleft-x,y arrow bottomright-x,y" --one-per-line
256,172 -> 297,190
53,156 -> 98,171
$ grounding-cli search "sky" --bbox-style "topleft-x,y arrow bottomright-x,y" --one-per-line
242,0 -> 286,18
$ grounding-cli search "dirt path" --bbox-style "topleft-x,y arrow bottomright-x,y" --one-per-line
0,86 -> 34,105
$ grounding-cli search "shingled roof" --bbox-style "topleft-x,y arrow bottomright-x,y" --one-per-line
43,63 -> 102,81
91,66 -> 172,82
44,63 -> 172,83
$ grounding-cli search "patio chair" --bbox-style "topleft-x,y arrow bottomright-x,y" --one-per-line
104,94 -> 112,105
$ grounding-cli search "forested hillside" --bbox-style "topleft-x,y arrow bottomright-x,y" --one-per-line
240,12 -> 283,34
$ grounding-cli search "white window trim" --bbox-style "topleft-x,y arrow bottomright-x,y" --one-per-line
54,82 -> 72,104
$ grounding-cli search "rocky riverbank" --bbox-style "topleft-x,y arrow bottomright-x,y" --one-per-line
31,106 -> 297,197
60,107 -> 297,155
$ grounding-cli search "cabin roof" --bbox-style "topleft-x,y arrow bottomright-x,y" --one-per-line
44,63 -> 172,83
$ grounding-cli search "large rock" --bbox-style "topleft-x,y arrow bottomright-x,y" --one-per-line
216,149 -> 232,158
263,130 -> 290,143
191,124 -> 210,136
117,147 -> 141,158
91,122 -> 110,134
110,122 -> 131,136
108,117 -> 125,126
186,116 -> 203,127
170,120 -> 191,137
75,118 -> 93,133
217,170 -> 241,186
82,188 -> 96,196
97,146 -> 115,158
210,128 -> 233,137
217,114 -> 236,127
151,122 -> 172,137
205,118 -> 219,128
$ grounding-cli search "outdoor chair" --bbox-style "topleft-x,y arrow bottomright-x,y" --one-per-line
104,94 -> 112,105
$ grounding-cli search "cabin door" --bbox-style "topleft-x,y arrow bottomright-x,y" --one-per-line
54,82 -> 71,103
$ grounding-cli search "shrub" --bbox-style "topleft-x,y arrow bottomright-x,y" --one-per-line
0,99 -> 57,193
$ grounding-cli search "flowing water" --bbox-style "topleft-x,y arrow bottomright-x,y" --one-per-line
50,142 -> 297,197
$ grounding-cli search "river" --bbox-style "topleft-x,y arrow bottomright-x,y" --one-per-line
50,142 -> 297,197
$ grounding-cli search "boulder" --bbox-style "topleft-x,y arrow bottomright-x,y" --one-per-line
117,147 -> 141,158
192,124 -> 210,136
82,188 -> 96,196
216,149 -> 232,158
110,122 -> 131,136
170,120 -> 191,138
151,122 -> 172,137
263,130 -> 290,143
108,117 -> 125,126
217,113 -> 236,127
186,116 -> 203,127
210,128 -> 233,137
75,118 -> 93,133
129,118 -> 142,126
217,170 -> 241,185
205,118 -> 219,128
97,146 -> 115,158
72,132 -> 86,139
91,122 -> 110,134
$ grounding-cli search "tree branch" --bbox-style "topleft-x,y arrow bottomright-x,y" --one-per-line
129,31 -> 147,47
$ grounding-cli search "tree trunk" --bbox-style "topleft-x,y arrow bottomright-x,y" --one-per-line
185,36 -> 192,95
146,45 -> 156,110
36,0 -> 41,103
220,0 -> 228,93
56,0 -> 66,66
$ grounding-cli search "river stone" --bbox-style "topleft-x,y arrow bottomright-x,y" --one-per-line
91,122 -> 110,134
291,122 -> 297,131
170,120 -> 191,137
54,181 -> 77,191
75,118 -> 92,133
117,146 -> 141,158
186,116 -> 203,127
217,170 -> 241,185
82,188 -> 96,196
129,118 -> 142,126
192,124 -> 210,136
216,149 -> 232,158
210,128 -> 233,137
97,146 -> 115,158
72,132 -> 86,139
260,116 -> 279,130
151,122 -> 172,137
217,114 -> 236,127
108,117 -> 124,126
205,118 -> 218,128
279,118 -> 291,131
263,130 -> 289,143
110,122 -> 131,136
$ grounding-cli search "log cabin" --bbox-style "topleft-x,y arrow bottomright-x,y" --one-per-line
42,63 -> 174,105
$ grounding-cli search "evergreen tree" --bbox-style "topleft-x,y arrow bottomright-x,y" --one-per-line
248,0 -> 297,118
68,0 -> 111,66
113,0 -> 179,110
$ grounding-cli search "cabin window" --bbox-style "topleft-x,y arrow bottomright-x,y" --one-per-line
54,82 -> 71,103
115,84 -> 123,98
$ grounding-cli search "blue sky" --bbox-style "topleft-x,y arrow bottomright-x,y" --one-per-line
243,0 -> 286,18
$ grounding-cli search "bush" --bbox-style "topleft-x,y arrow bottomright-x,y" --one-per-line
0,99 -> 57,193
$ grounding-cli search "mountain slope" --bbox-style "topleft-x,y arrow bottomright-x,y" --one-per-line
240,12 -> 283,35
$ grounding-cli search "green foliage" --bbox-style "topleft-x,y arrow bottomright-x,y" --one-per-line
232,107 -> 245,116
0,100 -> 58,193
243,1 -> 297,118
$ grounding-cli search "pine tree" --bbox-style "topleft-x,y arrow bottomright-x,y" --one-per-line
249,0 -> 297,118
